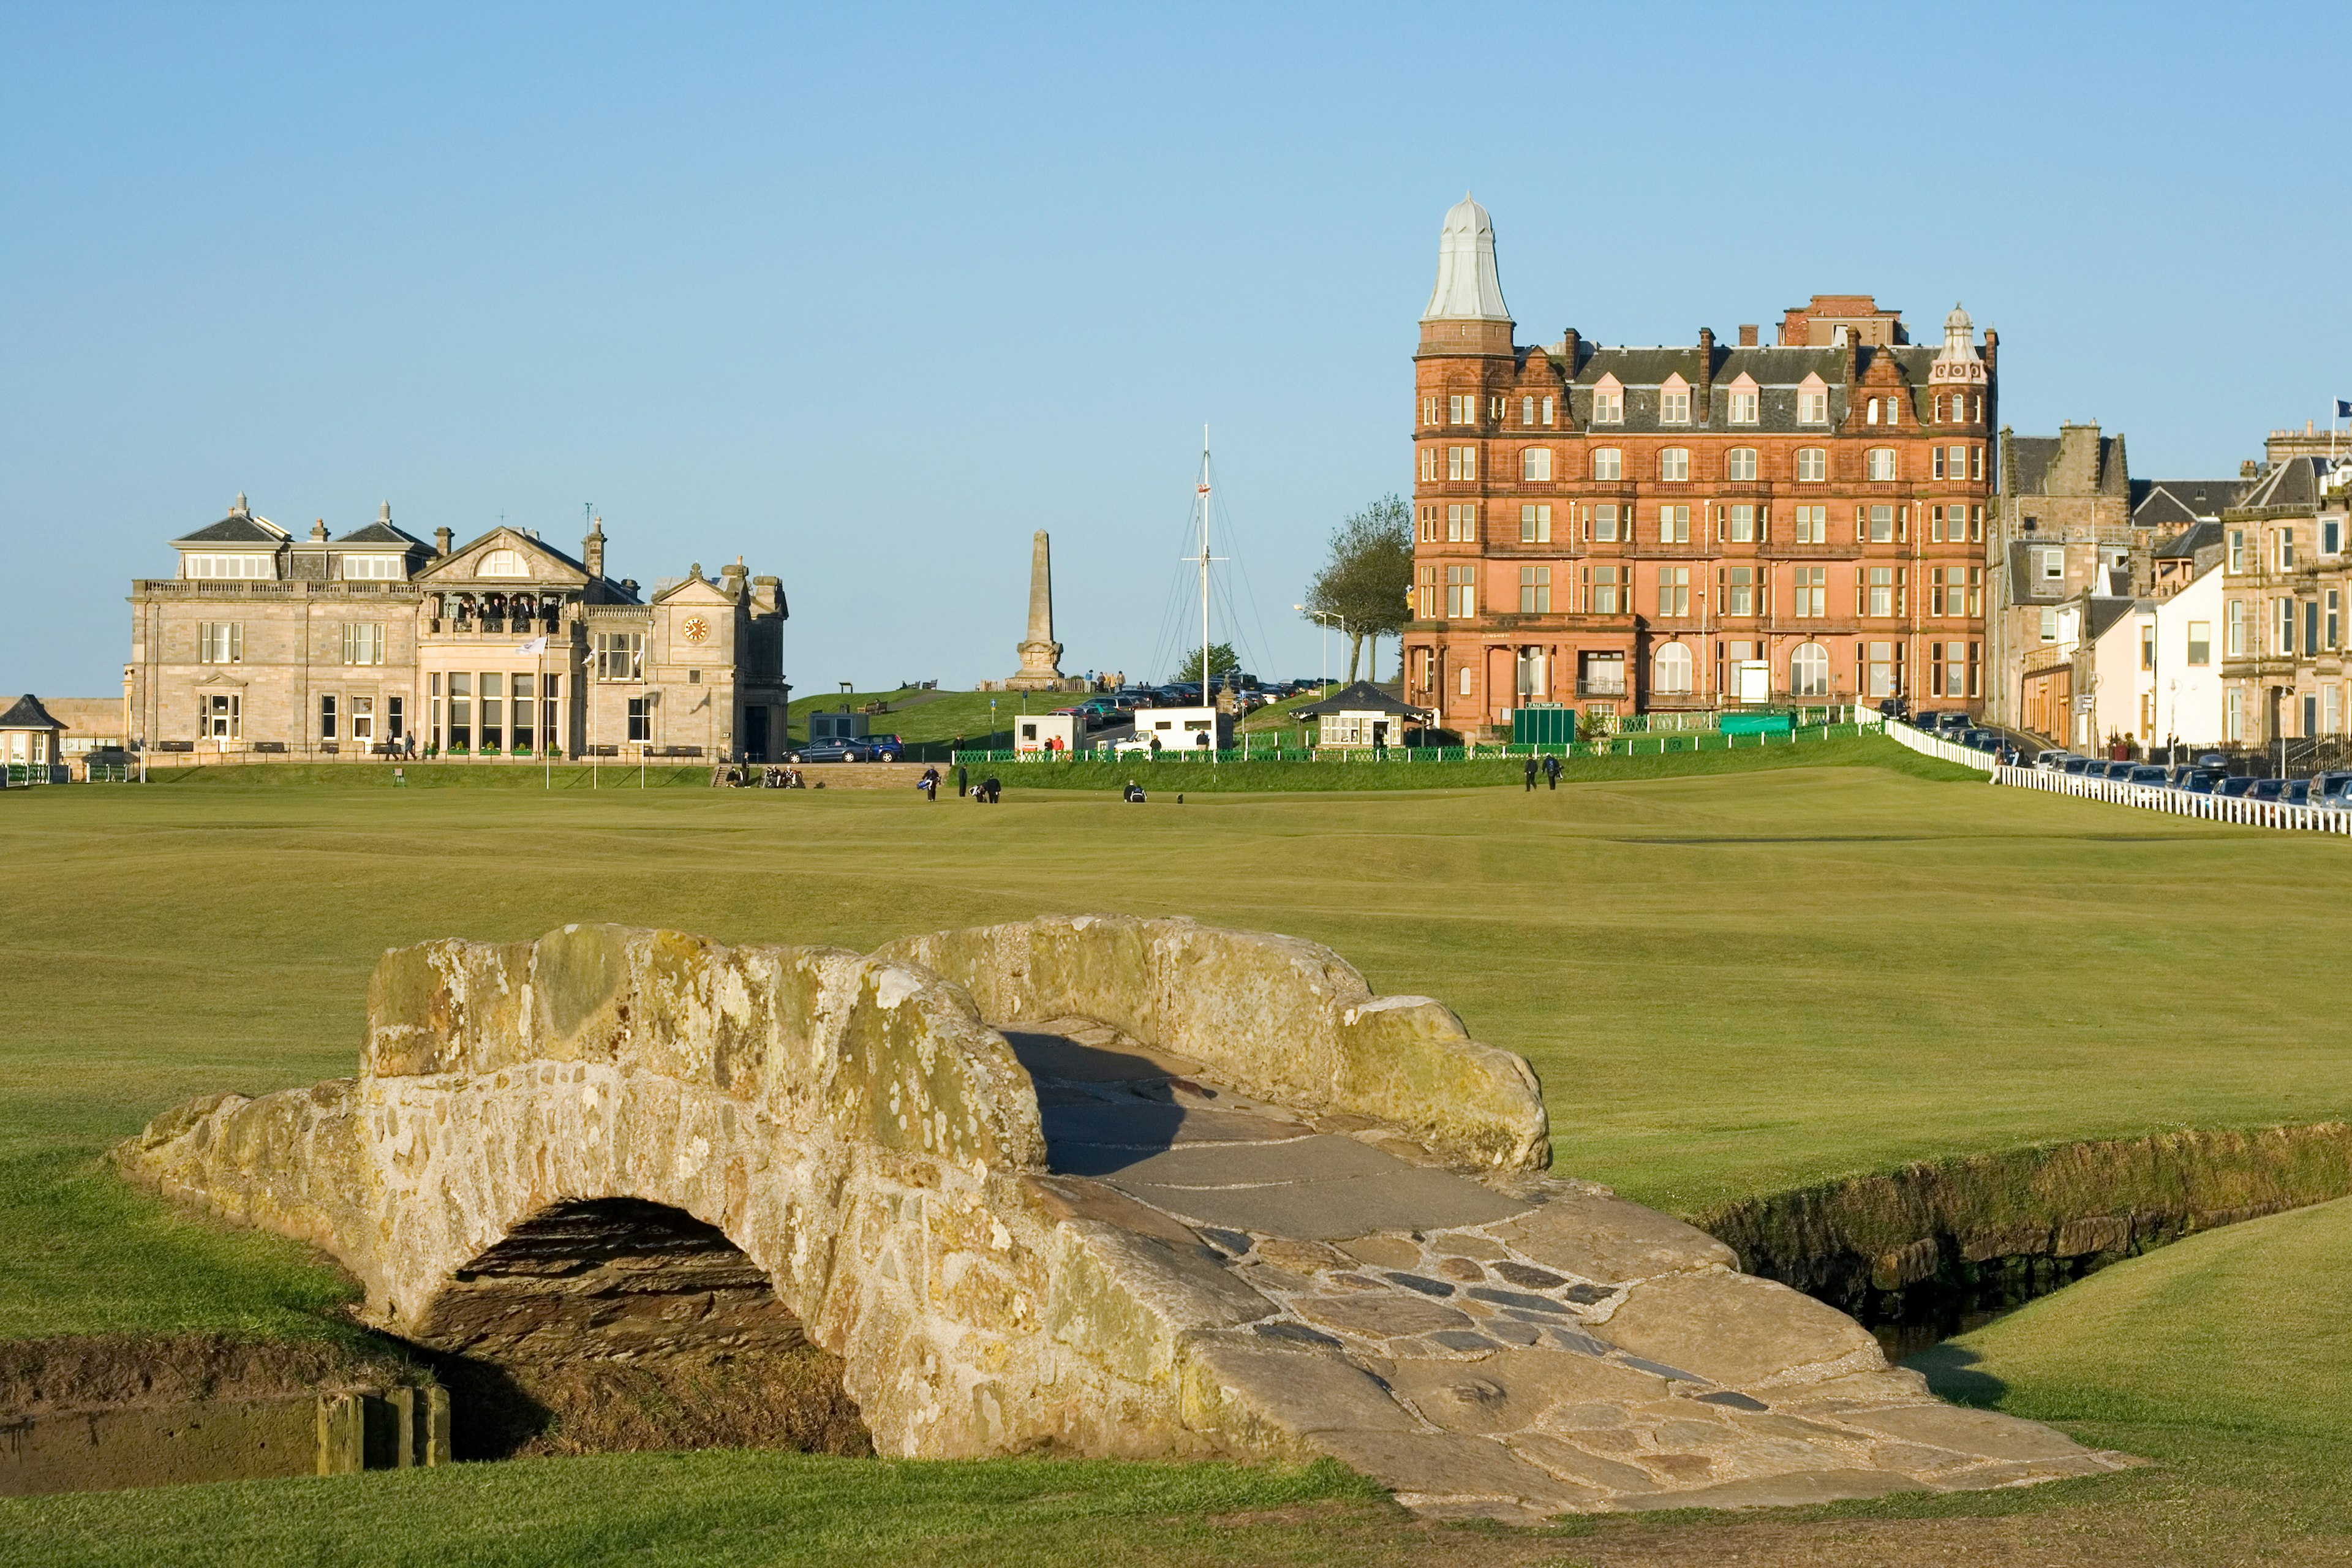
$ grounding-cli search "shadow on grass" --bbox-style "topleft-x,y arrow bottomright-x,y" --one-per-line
1908,1341 -> 2010,1407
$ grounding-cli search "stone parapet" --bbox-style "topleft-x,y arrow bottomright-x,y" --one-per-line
878,914 -> 1549,1172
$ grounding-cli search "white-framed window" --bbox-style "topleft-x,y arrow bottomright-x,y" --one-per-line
1865,566 -> 1900,617
1866,447 -> 1898,481
1653,641 -> 1692,693
2227,687 -> 2242,742
1448,394 -> 1474,424
2278,529 -> 2296,570
1792,568 -> 1826,617
1422,396 -> 1438,426
2040,547 -> 2064,582
1445,564 -> 1476,618
1796,447 -> 1826,482
1798,388 -> 1829,424
1791,641 -> 1829,696
1726,447 -> 1758,481
1518,503 -> 1551,543
340,554 -> 405,580
1419,447 -> 1437,482
203,692 -> 240,739
627,695 -> 653,744
1867,505 -> 1896,544
352,695 -> 375,742
595,630 -> 645,682
1591,387 -> 1623,423
2329,590 -> 2342,650
1656,565 -> 1690,616
2187,620 -> 2211,665
1724,504 -> 1755,543
1591,447 -> 1623,481
1657,504 -> 1690,544
1587,503 -> 1619,542
2226,598 -> 2246,655
1518,565 -> 1551,612
1447,445 -> 1477,481
1793,505 -> 1826,544
1543,396 -> 1554,426
183,552 -> 276,579
1458,663 -> 1474,697
1521,447 -> 1553,481
2041,607 -> 2060,642
198,621 -> 243,663
1583,564 -> 1621,613
1972,445 -> 1983,480
1447,503 -> 1478,543
2228,530 -> 2244,571
1729,390 -> 1758,425
1721,565 -> 1754,615
319,692 -> 337,741
475,548 -> 527,578
341,622 -> 385,665
1864,640 -> 1898,696
1658,447 -> 1690,482
2278,596 -> 2296,654
1660,385 -> 1691,424
1932,448 -> 1946,481
1521,396 -> 1535,426
1417,504 -> 1436,542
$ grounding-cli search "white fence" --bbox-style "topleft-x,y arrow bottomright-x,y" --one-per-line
1991,764 -> 2352,834
1861,712 -> 1997,772
1865,713 -> 2349,833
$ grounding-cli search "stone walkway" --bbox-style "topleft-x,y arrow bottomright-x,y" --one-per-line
1008,1017 -> 2127,1523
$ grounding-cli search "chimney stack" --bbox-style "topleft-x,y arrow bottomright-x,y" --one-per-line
583,516 -> 606,580
1697,327 -> 1715,416
434,527 -> 452,556
1560,327 -> 1579,369
1738,323 -> 1758,347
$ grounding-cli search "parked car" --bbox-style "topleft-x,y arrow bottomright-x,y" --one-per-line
2033,749 -> 2073,770
788,734 -> 904,763
2310,771 -> 2352,802
2126,765 -> 2170,787
1935,712 -> 1971,733
2248,778 -> 2287,802
2215,775 -> 2260,798
2178,771 -> 2220,794
2283,780 -> 2313,805
2062,756 -> 2097,776
1910,709 -> 1947,731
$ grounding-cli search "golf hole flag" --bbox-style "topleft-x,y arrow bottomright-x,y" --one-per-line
519,635 -> 549,654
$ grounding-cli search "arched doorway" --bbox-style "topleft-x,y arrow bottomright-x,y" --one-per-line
410,1197 -> 869,1460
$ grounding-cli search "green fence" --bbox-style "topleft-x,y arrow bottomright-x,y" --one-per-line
952,723 -> 1863,767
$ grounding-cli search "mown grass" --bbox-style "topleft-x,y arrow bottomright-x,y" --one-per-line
4,750 -> 2350,1562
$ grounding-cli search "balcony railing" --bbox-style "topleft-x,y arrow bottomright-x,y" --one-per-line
1575,678 -> 1627,697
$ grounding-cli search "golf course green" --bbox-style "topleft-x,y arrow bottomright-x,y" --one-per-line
1,738 -> 2345,1564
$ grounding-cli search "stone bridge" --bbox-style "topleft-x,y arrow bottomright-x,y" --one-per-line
121,914 -> 2122,1518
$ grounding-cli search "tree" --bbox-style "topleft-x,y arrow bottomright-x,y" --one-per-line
1302,494 -> 1411,682
1172,642 -> 1240,684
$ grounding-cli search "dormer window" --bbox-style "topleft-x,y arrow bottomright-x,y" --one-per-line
1730,390 -> 1757,424
1660,375 -> 1691,424
183,553 -> 276,580
1797,375 -> 1829,425
475,548 -> 528,578
340,555 -> 405,580
1591,375 -> 1624,424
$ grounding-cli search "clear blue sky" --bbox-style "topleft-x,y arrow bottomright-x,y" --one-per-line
4,2 -> 2345,698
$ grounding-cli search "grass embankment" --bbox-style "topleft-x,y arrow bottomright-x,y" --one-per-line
4,753 -> 2351,1561
786,687 -> 1036,751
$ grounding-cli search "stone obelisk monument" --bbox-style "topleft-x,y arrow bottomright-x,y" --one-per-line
1005,530 -> 1066,688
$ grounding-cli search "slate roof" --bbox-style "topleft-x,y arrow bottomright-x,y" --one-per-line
2232,456 -> 2329,511
1292,681 -> 1429,718
333,520 -> 428,548
2130,478 -> 2246,528
2007,434 -> 2132,500
2083,597 -> 2136,643
1542,342 -> 1935,437
173,514 -> 285,546
2154,520 -> 2224,560
0,694 -> 63,731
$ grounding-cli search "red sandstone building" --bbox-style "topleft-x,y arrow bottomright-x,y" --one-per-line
1404,196 -> 1996,734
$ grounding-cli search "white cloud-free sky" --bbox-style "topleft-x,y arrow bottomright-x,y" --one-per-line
3,2 -> 2345,695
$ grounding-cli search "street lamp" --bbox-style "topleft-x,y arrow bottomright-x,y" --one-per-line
1293,605 -> 1348,690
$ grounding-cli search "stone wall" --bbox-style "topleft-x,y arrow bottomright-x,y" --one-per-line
877,914 -> 1548,1171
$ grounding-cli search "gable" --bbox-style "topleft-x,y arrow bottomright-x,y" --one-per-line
416,528 -> 589,587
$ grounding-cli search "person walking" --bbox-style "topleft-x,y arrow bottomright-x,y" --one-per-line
1543,753 -> 1562,790
956,762 -> 968,798
1523,755 -> 1537,792
919,765 -> 940,802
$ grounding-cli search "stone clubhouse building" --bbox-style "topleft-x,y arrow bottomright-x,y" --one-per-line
127,499 -> 790,762
1404,195 -> 1996,736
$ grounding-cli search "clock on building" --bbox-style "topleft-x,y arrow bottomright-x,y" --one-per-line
681,615 -> 711,644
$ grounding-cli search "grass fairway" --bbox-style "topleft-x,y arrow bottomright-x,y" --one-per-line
3,745 -> 2350,1563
